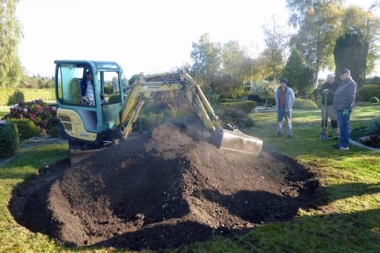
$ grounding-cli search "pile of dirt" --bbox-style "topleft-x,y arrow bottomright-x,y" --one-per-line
9,122 -> 323,251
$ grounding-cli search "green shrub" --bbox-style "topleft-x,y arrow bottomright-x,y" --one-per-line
108,95 -> 121,104
293,99 -> 318,109
107,94 -> 126,105
216,107 -> 255,129
266,97 -> 275,107
220,101 -> 257,114
0,120 -> 19,158
207,93 -> 221,104
369,119 -> 380,136
133,112 -> 166,132
104,84 -> 114,95
351,116 -> 380,139
369,96 -> 379,104
7,118 -> 40,140
365,76 -> 380,85
47,125 -> 59,138
7,90 -> 25,106
167,101 -> 193,119
357,85 -> 380,101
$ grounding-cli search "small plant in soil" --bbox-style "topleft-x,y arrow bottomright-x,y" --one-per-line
362,134 -> 380,148
351,117 -> 380,148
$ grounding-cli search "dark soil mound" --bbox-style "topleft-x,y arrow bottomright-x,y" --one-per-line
9,122 -> 322,251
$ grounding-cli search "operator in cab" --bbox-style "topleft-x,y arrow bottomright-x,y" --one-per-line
80,69 -> 95,106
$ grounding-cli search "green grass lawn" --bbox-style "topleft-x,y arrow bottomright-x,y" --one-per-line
1,104 -> 380,252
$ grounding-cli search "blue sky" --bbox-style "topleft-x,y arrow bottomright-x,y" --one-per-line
16,0 -> 377,78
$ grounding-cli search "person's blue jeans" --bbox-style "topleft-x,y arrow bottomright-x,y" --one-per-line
336,110 -> 351,147
277,108 -> 292,136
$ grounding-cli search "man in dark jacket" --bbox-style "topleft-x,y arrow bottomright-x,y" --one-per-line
333,68 -> 357,150
320,73 -> 340,139
80,69 -> 95,106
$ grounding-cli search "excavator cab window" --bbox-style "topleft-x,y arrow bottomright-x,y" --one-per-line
99,71 -> 127,105
56,64 -> 102,107
56,65 -> 85,105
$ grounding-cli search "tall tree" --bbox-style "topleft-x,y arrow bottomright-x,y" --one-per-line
0,0 -> 23,88
245,56 -> 270,82
287,0 -> 380,78
281,48 -> 314,94
221,40 -> 248,82
261,16 -> 289,83
216,40 -> 251,98
288,1 -> 343,86
341,5 -> 380,75
190,33 -> 222,87
286,0 -> 343,29
334,32 -> 369,87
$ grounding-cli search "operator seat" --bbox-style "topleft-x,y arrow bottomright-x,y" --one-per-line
69,78 -> 82,104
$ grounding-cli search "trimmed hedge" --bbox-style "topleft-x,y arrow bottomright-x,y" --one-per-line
356,85 -> 380,101
0,120 -> 19,158
218,100 -> 257,128
7,118 -> 40,140
108,95 -> 122,104
220,100 -> 257,114
293,98 -> 318,109
0,88 -> 55,106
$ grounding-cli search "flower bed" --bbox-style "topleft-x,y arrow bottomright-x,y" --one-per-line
8,99 -> 58,132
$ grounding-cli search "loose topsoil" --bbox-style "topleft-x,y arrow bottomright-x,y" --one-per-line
9,122 -> 323,251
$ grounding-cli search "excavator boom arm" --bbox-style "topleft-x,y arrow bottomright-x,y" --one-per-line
113,70 -> 263,155
114,71 -> 220,137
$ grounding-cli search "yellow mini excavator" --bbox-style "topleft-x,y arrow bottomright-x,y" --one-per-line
54,60 -> 263,163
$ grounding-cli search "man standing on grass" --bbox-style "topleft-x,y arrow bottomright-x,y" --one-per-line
320,73 -> 340,139
333,68 -> 357,151
275,78 -> 296,138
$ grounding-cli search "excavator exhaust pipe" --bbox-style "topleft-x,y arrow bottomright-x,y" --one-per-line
208,128 -> 263,155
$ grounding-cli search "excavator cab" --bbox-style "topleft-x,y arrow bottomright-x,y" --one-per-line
54,60 -> 126,150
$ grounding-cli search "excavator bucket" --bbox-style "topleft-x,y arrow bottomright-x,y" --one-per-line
69,148 -> 106,165
208,128 -> 263,155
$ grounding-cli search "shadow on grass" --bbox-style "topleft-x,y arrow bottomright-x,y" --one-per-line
323,182 -> 380,203
233,208 -> 380,252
